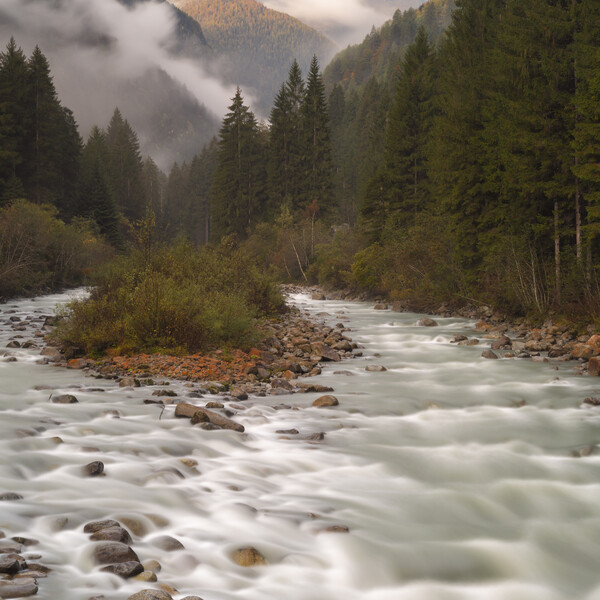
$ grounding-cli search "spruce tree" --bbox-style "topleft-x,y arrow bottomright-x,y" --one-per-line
211,88 -> 266,241
0,38 -> 30,203
106,108 -> 146,221
300,56 -> 334,217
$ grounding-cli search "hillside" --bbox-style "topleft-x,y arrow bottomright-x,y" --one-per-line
324,0 -> 455,92
169,0 -> 336,113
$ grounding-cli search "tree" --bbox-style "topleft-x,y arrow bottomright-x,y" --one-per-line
300,55 -> 334,217
210,88 -> 266,241
106,108 -> 146,221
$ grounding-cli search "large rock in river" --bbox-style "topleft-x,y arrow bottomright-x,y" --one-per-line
93,541 -> 139,564
310,342 -> 341,362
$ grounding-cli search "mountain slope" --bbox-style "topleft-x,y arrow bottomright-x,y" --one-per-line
169,0 -> 337,113
324,0 -> 455,92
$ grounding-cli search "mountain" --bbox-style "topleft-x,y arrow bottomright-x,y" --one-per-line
0,0 -> 220,169
324,0 -> 455,92
168,0 -> 337,114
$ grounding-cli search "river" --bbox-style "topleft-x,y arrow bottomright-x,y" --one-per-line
1,289 -> 600,600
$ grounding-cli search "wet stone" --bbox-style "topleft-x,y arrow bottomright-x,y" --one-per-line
0,577 -> 38,597
0,493 -> 23,502
231,546 -> 267,567
0,554 -> 26,574
312,395 -> 339,408
127,591 -> 173,600
84,520 -> 121,535
101,560 -> 144,578
416,318 -> 438,327
365,365 -> 387,372
10,538 -> 37,547
151,536 -> 185,551
83,461 -> 104,477
276,429 -> 299,435
481,350 -> 499,360
51,394 -> 78,404
91,526 -> 132,545
93,541 -> 139,565
135,570 -> 158,582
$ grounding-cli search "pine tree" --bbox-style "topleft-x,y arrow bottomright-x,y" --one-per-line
106,108 -> 146,221
0,38 -> 30,203
573,0 -> 600,262
268,84 -> 292,214
211,88 -> 266,241
300,56 -> 334,217
142,156 -> 165,226
187,140 -> 217,245
79,126 -> 122,247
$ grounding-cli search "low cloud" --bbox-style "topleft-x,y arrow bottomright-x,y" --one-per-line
262,0 -> 422,45
0,0 -> 236,164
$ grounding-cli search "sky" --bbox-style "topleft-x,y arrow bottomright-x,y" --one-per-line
261,0 -> 425,46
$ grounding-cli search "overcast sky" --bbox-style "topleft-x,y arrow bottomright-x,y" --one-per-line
261,0 -> 425,46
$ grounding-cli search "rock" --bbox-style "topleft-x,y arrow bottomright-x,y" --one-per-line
90,526 -> 133,545
416,318 -> 438,327
318,525 -> 350,534
230,387 -> 248,400
51,394 -> 78,404
10,537 -> 37,547
0,493 -> 23,501
231,547 -> 267,567
271,378 -> 294,391
458,339 -> 479,346
152,389 -> 177,397
119,377 -> 140,388
67,358 -> 87,369
295,383 -> 334,393
127,591 -> 173,600
40,346 -> 62,361
142,560 -> 162,573
490,335 -> 511,350
175,402 -> 203,419
311,292 -> 326,301
572,344 -> 594,360
93,542 -> 139,565
586,334 -> 600,354
333,371 -> 354,376
481,350 -> 499,360
83,461 -> 104,477
84,520 -> 120,534
180,597 -> 204,600
588,357 -> 600,376
6,341 -> 20,348
0,554 -> 26,574
310,342 -> 341,362
101,561 -> 144,578
365,365 -> 387,372
0,577 -> 38,598
151,536 -> 184,551
312,395 -> 339,408
452,335 -> 468,343
373,303 -> 388,310
191,408 -> 245,432
276,429 -> 299,435
204,401 -> 223,409
136,570 -> 158,582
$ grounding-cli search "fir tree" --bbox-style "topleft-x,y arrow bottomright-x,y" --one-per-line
300,56 -> 334,217
106,108 -> 146,221
211,88 -> 266,241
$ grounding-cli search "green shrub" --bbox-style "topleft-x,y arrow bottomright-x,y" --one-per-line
54,236 -> 284,355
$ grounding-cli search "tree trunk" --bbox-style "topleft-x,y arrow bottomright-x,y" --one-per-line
554,199 -> 561,306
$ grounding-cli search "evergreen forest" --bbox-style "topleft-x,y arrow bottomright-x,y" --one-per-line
1,0 -> 600,327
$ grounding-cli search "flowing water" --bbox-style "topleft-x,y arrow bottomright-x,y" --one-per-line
1,290 -> 600,600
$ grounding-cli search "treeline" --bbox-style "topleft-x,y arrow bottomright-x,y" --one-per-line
0,38 -> 168,247
324,0 -> 600,320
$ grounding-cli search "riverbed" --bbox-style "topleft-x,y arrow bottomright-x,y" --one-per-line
1,290 -> 600,600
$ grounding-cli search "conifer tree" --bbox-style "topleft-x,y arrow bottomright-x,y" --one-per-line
142,156 -> 165,226
79,126 -> 122,247
187,140 -> 217,245
300,56 -> 334,217
0,38 -> 30,203
106,108 -> 146,221
211,88 -> 266,241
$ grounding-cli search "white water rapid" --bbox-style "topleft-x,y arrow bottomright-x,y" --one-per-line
1,290 -> 600,600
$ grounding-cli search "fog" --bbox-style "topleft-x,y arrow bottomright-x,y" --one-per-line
261,0 -> 424,46
0,0 -> 236,166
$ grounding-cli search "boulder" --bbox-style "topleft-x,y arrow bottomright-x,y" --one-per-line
588,357 -> 600,377
84,520 -> 120,534
175,402 -> 203,419
6,341 -> 20,348
365,364 -> 387,372
312,395 -> 339,408
458,339 -> 479,346
587,334 -> 600,354
295,383 -> 334,393
93,542 -> 139,565
231,547 -> 267,567
481,350 -> 499,360
416,318 -> 438,327
127,591 -> 173,600
491,335 -> 511,350
52,394 -> 79,404
310,342 -> 341,362
0,493 -> 23,502
119,377 -> 139,388
0,577 -> 38,598
151,536 -> 184,551
83,461 -> 104,477
67,358 -> 87,369
101,561 -> 144,578
40,346 -> 62,361
572,344 -> 595,360
91,526 -> 132,545
0,554 -> 26,574
311,292 -> 326,301
373,303 -> 388,310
